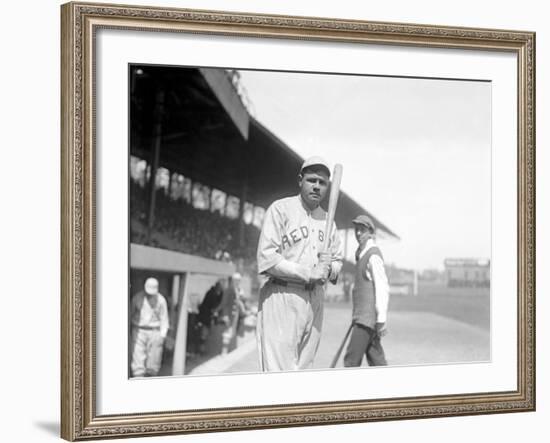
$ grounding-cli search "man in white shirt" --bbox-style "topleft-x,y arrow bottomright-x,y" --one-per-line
344,215 -> 390,367
130,277 -> 169,377
256,156 -> 343,371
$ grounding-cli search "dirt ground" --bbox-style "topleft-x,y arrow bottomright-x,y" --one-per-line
189,284 -> 491,375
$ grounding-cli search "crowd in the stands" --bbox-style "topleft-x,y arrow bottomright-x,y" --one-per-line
130,181 -> 260,264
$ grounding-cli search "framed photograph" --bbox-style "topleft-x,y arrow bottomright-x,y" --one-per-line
61,1 -> 535,440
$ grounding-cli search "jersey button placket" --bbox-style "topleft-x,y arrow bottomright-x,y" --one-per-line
308,213 -> 316,294
307,214 -> 313,298
308,213 -> 315,265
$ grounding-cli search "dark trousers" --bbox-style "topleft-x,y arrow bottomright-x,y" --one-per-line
343,323 -> 387,367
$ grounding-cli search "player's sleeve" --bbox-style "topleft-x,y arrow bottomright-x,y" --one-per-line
257,203 -> 285,274
159,295 -> 169,338
257,202 -> 311,282
369,255 -> 390,323
328,222 -> 344,283
268,260 -> 311,283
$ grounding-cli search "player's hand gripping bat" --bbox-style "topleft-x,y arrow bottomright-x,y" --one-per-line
318,164 -> 343,282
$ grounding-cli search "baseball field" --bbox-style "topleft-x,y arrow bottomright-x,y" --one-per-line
188,282 -> 491,375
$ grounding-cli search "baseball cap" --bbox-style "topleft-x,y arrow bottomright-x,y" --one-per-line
144,277 -> 159,295
352,215 -> 375,231
300,156 -> 331,177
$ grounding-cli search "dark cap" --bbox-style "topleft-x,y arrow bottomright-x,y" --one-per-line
352,215 -> 375,231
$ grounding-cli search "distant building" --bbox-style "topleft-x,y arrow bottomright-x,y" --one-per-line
444,258 -> 490,288
386,264 -> 417,296
419,268 -> 445,283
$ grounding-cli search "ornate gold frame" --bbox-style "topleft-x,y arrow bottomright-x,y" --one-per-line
61,1 -> 536,440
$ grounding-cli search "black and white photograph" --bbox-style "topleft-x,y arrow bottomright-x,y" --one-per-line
54,1 -> 537,441
128,65 -> 491,378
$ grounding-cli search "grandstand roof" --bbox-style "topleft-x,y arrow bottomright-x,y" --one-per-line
130,65 -> 398,238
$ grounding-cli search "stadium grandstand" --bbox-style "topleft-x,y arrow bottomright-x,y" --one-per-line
129,65 -> 398,376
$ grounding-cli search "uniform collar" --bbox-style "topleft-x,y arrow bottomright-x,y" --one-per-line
296,194 -> 322,215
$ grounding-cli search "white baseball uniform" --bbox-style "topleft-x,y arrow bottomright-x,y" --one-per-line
130,291 -> 169,377
256,195 -> 343,371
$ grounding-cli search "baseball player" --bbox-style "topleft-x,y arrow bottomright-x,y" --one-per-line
344,215 -> 390,367
130,277 -> 170,377
256,156 -> 343,372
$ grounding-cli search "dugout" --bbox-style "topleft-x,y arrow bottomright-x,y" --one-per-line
130,244 -> 235,376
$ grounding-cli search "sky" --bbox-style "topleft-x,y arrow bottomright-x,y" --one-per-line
237,69 -> 492,271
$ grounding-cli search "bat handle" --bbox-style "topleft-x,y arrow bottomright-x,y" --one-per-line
322,163 -> 343,254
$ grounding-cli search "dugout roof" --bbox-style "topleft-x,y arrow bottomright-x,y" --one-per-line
130,65 -> 398,238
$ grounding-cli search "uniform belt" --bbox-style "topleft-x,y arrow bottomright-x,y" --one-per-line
270,277 -> 316,291
133,325 -> 160,330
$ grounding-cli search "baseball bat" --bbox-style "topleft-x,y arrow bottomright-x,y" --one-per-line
330,322 -> 354,368
322,163 -> 343,253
